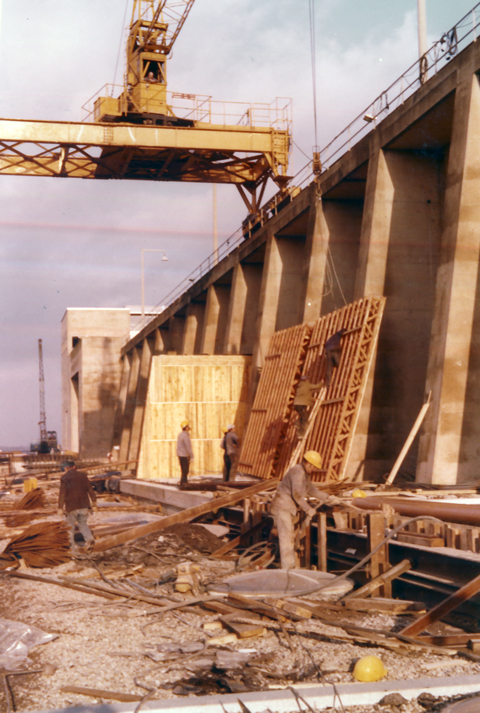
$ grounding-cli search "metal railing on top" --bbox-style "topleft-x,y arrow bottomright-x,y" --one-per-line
123,3 -> 480,346
82,86 -> 292,132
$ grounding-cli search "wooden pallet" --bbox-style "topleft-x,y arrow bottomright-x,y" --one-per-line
238,324 -> 311,480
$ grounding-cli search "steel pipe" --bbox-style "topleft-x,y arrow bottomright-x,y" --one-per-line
353,496 -> 480,527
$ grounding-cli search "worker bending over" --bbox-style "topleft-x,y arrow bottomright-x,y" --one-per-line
58,461 -> 97,553
177,420 -> 194,486
293,375 -> 323,438
270,450 -> 340,569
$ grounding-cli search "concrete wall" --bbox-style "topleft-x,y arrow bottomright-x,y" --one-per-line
67,40 -> 480,484
61,308 -> 130,459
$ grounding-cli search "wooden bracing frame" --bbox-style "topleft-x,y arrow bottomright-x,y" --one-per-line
238,323 -> 311,480
238,296 -> 385,482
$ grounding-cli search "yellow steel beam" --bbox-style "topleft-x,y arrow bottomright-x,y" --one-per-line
0,118 -> 289,188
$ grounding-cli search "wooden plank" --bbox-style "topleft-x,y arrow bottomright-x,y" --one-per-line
60,687 -> 145,703
317,511 -> 327,572
342,598 -> 425,614
367,512 -> 391,596
93,478 -> 278,552
401,572 -> 480,637
210,517 -> 266,559
385,392 -> 431,485
220,616 -> 267,639
417,634 -> 480,647
397,533 -> 445,547
344,559 -> 412,600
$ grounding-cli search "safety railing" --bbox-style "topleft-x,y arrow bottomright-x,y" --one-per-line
318,3 -> 480,171
82,85 -> 292,132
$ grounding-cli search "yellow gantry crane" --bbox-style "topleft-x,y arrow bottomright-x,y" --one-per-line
0,1 -> 292,212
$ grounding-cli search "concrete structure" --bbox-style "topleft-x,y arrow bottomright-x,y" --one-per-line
63,29 -> 480,485
61,308 -> 130,459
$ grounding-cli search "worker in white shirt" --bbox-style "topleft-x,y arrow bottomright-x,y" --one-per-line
176,420 -> 194,486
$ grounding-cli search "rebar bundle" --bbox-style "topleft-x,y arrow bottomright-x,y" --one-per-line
0,522 -> 71,568
5,488 -> 48,527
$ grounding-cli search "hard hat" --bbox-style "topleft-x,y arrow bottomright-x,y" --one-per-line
227,424 -> 235,430
304,450 -> 322,469
180,420 -> 189,428
300,375 -> 308,380
352,488 -> 367,498
353,655 -> 387,682
223,427 -> 229,433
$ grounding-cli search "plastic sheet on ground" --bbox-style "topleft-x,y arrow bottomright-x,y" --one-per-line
0,617 -> 56,670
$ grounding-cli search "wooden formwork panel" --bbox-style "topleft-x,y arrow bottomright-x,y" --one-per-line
137,355 -> 250,480
238,324 -> 311,480
277,296 -> 385,482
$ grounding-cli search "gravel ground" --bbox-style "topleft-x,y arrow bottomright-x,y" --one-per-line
1,537 -> 480,713
1,488 -> 480,713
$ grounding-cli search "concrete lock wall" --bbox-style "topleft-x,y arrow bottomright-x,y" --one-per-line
63,40 -> 480,484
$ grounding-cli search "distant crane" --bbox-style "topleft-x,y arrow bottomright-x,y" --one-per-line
33,339 -> 57,455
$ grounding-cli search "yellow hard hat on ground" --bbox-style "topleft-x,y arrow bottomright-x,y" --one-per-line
304,450 -> 322,469
180,420 -> 189,428
353,655 -> 387,682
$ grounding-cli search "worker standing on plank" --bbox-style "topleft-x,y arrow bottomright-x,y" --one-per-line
324,328 -> 346,387
58,461 -> 97,554
177,420 -> 194,487
293,375 -> 323,438
224,424 -> 239,483
270,451 -> 341,569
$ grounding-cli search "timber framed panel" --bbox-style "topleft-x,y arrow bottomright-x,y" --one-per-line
238,324 -> 311,479
277,296 -> 385,481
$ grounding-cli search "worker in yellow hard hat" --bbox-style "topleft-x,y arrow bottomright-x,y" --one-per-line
270,450 -> 341,569
176,420 -> 193,487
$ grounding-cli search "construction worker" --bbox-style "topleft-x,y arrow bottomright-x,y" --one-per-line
293,375 -> 323,437
58,461 -> 97,553
220,426 -> 229,480
223,424 -> 239,482
177,420 -> 194,486
270,451 -> 341,569
324,328 -> 346,386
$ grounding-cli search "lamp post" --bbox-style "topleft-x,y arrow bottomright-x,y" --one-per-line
141,249 -> 168,319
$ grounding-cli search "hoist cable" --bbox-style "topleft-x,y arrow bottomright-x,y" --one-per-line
309,0 -> 319,149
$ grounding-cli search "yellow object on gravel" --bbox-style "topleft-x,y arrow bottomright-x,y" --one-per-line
353,655 -> 387,682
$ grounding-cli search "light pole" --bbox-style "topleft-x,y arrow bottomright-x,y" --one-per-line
141,249 -> 168,319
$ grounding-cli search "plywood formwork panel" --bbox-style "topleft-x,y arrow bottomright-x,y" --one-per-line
137,355 -> 250,480
238,324 -> 311,480
277,296 -> 385,482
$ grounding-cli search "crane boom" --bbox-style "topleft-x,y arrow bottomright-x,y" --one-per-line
132,0 -> 196,56
38,339 -> 47,442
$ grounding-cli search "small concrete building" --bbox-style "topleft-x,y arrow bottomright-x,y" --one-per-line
61,308 -> 130,459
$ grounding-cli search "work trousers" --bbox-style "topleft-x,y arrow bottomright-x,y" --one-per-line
178,456 -> 190,485
65,508 -> 93,549
294,405 -> 309,437
224,453 -> 238,482
273,509 -> 297,569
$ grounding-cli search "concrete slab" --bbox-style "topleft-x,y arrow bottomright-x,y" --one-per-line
34,673 -> 480,713
119,479 -> 213,515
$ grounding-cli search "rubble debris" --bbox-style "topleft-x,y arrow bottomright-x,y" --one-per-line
0,617 -> 56,670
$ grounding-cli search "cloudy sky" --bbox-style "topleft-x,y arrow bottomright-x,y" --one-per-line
0,0 -> 475,448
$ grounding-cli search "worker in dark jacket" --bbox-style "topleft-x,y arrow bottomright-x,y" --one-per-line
324,328 -> 346,386
223,424 -> 239,482
58,461 -> 97,553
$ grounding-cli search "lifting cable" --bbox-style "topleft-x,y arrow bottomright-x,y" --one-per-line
309,0 -> 319,151
113,0 -> 131,92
